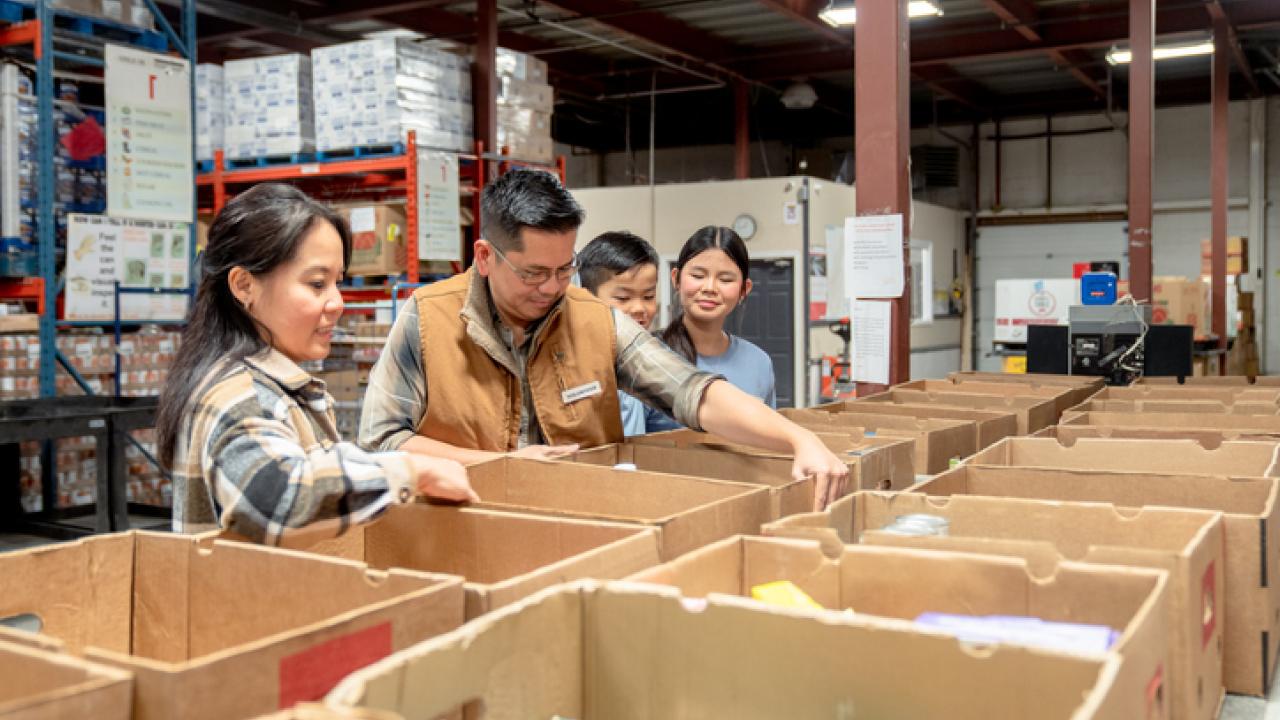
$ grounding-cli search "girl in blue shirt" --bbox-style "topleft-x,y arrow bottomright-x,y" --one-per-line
648,225 -> 775,432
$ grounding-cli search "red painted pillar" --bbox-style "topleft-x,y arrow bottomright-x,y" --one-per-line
1127,0 -> 1154,302
854,0 -> 911,390
473,0 -> 497,177
734,79 -> 749,179
1211,17 -> 1230,371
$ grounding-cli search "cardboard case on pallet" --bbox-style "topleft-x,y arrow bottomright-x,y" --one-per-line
764,491 -> 1225,720
0,532 -> 464,720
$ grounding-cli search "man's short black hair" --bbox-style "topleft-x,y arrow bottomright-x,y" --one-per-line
577,231 -> 660,293
480,168 -> 584,252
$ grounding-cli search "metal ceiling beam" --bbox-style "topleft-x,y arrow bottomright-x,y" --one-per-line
1205,0 -> 1264,97
752,0 -> 852,46
912,64 -> 992,111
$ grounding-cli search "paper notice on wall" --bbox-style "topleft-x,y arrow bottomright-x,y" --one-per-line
418,149 -> 462,261
844,214 -> 904,299
809,247 -> 828,321
65,214 -> 189,321
851,299 -> 891,385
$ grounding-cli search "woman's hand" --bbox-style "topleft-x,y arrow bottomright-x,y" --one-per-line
409,454 -> 479,503
791,435 -> 851,511
509,443 -> 580,460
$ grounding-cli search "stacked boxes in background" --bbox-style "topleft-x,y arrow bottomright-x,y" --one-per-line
312,38 -> 473,153
195,64 -> 225,163
496,47 -> 553,162
1200,236 -> 1248,276
50,0 -> 155,28
223,54 -> 315,160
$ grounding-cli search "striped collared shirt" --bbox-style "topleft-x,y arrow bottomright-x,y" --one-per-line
171,347 -> 415,546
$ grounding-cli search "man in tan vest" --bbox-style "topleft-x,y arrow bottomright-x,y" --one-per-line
360,169 -> 849,509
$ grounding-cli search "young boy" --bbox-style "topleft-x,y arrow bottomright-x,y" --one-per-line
577,231 -> 660,436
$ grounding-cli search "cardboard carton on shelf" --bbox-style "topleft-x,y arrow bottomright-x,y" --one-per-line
764,490 -> 1224,720
0,532 -> 464,720
325,581 -> 1134,720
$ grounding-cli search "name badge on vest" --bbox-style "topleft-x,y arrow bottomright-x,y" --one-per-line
562,381 -> 603,405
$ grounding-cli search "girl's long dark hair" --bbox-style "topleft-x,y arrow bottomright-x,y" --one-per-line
157,183 -> 351,468
661,225 -> 750,364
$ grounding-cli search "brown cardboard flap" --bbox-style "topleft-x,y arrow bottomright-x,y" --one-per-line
965,436 -> 1280,478
0,639 -> 133,720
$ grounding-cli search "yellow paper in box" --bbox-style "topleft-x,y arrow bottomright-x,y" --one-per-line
750,580 -> 825,610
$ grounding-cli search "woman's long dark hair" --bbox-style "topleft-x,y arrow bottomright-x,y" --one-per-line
661,225 -> 750,364
157,183 -> 351,467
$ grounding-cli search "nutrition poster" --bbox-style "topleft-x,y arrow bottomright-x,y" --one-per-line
64,214 -> 190,321
417,149 -> 462,261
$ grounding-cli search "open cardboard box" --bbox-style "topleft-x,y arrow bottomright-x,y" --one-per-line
626,431 -> 916,492
1061,411 -> 1280,434
781,408 -> 974,473
763,491 -> 1224,720
858,388 -> 1056,434
325,581 -> 1132,720
1140,376 -> 1280,387
1038,424 -> 1280,444
464,457 -> 772,561
964,436 -> 1280,478
896,378 -> 1079,421
630,535 -> 1169,720
915,464 -> 1279,697
0,532 -> 465,720
0,638 -> 133,720
1067,398 -> 1280,416
1089,386 -> 1280,404
816,399 -> 1019,449
221,504 -> 662,621
948,371 -> 1105,413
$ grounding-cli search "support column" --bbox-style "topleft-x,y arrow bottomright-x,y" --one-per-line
473,0 -> 497,171
734,79 -> 749,179
854,0 -> 911,390
1127,0 -> 1154,302
1211,18 -> 1230,368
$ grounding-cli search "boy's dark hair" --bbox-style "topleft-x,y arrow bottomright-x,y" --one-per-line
480,168 -> 584,252
577,231 -> 660,293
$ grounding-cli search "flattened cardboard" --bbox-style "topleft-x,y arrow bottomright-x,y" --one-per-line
223,504 -> 662,621
763,491 -> 1225,720
1061,411 -> 1280,434
326,581 -> 1130,720
782,408 -> 975,473
464,457 -> 773,560
915,464 -> 1280,697
897,378 -> 1079,421
817,399 -> 1020,449
860,388 -> 1056,434
630,535 -> 1169,720
0,638 -> 133,720
0,532 -> 464,720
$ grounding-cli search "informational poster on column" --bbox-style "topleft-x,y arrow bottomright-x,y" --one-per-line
105,44 -> 193,223
844,214 -> 904,299
851,299 -> 891,385
417,149 -> 462,261
64,214 -> 189,321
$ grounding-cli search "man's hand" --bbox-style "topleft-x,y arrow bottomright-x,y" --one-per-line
791,437 -> 851,511
409,455 -> 480,503
510,443 -> 580,460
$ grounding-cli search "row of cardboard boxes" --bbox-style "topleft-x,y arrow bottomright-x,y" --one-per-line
17,370 -> 1280,719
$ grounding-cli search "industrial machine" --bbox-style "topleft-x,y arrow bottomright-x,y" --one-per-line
1027,300 -> 1193,385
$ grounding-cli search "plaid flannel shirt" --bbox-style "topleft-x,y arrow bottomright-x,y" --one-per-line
359,273 -> 719,452
171,347 -> 415,546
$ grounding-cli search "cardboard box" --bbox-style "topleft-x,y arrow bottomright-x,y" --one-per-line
1140,375 -> 1280,387
341,204 -> 406,277
627,430 -> 916,491
1199,236 -> 1247,276
631,535 -> 1169,720
915,464 -> 1279,696
817,399 -> 1019,448
946,371 -> 1105,416
0,531 -> 464,720
782,408 -> 975,473
1087,385 -> 1280,404
314,369 -> 360,404
236,504 -> 662,621
1038,424 -> 1280,444
1068,398 -> 1280,416
964,436 -> 1280,478
0,638 -> 133,720
1152,277 -> 1210,338
326,581 -> 1132,720
896,378 -> 1078,422
465,457 -> 772,561
994,278 -> 1079,343
762,491 -> 1224,720
858,387 -> 1055,434
0,315 -> 38,334
1200,255 -> 1246,276
1062,410 -> 1280,434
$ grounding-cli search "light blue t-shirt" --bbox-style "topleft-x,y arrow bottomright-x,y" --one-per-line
645,335 -> 776,433
618,391 -> 648,437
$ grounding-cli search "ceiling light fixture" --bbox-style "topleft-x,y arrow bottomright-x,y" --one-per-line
819,1 -> 943,27
1106,40 -> 1215,65
780,81 -> 818,110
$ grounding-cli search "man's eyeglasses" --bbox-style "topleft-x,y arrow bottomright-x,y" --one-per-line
490,244 -> 578,286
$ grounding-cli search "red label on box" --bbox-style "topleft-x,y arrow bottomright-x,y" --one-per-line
1202,561 -> 1217,649
278,622 -> 392,708
352,231 -> 377,251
